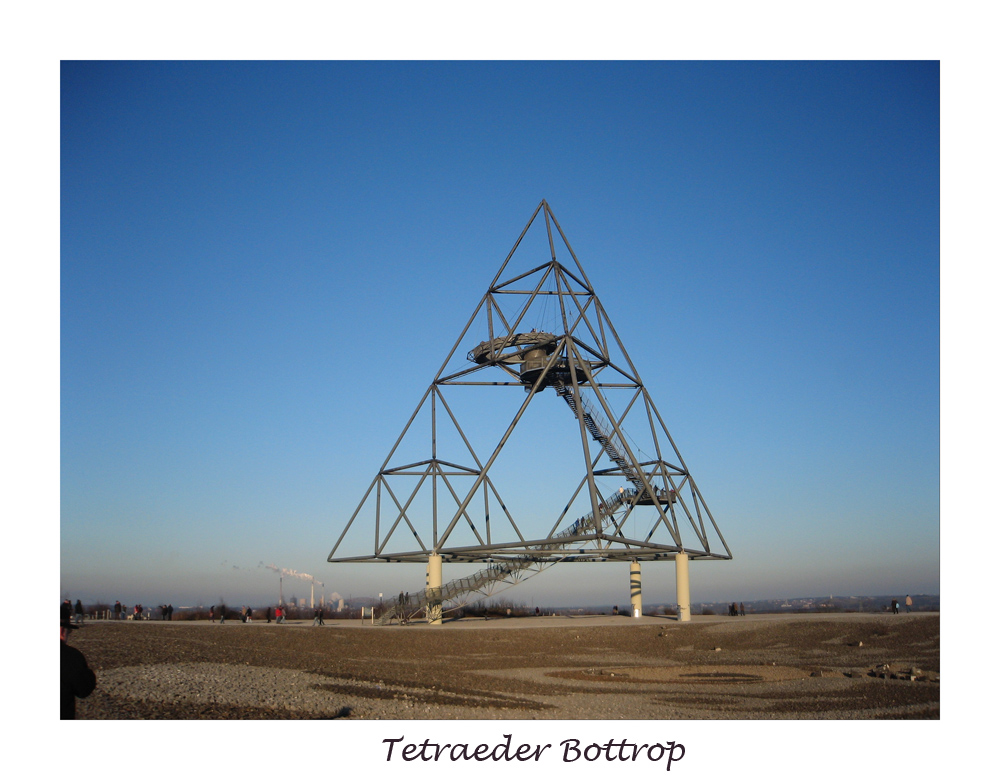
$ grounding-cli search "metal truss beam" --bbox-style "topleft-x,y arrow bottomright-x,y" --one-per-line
329,200 -> 731,614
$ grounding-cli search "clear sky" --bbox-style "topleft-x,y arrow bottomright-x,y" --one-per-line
60,60 -> 940,609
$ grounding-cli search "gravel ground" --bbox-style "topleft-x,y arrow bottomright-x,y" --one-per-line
69,612 -> 939,720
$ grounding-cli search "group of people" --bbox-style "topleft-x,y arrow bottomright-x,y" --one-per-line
890,595 -> 913,614
62,599 -> 85,624
110,601 -> 148,621
207,605 -> 289,623
728,602 -> 745,616
66,599 -> 179,622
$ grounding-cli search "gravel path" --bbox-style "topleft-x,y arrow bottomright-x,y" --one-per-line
70,612 -> 939,719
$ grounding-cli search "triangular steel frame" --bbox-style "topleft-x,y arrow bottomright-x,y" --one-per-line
328,200 -> 731,567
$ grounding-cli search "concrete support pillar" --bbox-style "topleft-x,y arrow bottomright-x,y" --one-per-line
675,551 -> 691,622
629,561 -> 642,617
426,554 -> 443,625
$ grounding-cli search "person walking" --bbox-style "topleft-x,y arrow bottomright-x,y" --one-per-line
739,602 -> 745,616
209,605 -> 215,623
905,595 -> 913,613
74,599 -> 84,625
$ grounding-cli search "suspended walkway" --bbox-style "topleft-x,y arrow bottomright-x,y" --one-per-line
553,382 -> 644,489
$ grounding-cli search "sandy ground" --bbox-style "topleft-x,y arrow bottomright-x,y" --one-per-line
70,611 -> 939,719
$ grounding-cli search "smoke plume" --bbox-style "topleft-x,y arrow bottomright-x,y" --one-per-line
263,563 -> 323,586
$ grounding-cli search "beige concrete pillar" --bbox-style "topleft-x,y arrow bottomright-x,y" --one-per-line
629,561 -> 642,617
426,553 -> 443,625
675,551 -> 691,622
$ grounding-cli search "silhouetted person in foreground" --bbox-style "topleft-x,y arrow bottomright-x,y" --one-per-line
61,607 -> 96,719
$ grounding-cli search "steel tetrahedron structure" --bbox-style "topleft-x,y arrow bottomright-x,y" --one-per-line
328,200 -> 731,620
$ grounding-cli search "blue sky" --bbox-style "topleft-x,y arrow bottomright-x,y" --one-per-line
59,61 -> 939,609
